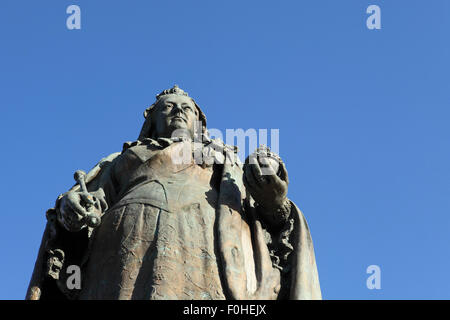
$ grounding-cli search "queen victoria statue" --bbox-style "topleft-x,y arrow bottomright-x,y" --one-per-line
26,85 -> 322,300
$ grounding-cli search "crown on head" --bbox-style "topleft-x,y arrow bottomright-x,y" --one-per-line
155,85 -> 189,100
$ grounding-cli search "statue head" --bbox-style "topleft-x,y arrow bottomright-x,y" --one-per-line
138,85 -> 207,140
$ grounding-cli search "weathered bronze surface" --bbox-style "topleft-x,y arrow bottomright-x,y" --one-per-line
26,85 -> 322,300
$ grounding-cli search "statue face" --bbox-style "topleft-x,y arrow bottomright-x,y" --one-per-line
151,94 -> 199,139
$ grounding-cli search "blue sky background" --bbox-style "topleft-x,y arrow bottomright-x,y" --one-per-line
0,0 -> 449,299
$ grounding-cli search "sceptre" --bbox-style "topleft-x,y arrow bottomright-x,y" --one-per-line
74,170 -> 101,228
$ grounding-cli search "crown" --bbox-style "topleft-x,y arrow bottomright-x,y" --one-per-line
155,85 -> 189,100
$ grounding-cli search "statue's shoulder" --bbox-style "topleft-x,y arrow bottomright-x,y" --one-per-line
69,151 -> 121,191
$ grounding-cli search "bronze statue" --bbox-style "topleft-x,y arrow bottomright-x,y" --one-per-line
26,85 -> 321,300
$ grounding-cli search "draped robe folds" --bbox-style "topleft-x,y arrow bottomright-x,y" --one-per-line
26,138 -> 322,300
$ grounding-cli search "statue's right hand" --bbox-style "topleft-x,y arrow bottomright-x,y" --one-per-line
58,191 -> 96,232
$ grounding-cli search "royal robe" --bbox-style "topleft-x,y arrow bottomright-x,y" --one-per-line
26,138 -> 321,300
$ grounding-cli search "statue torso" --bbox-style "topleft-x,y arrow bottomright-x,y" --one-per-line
112,142 -> 221,212
79,141 -> 226,299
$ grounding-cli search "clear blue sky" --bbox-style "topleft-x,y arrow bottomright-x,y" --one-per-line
1,0 -> 449,300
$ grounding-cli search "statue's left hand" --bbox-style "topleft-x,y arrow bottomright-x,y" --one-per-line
243,148 -> 289,214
